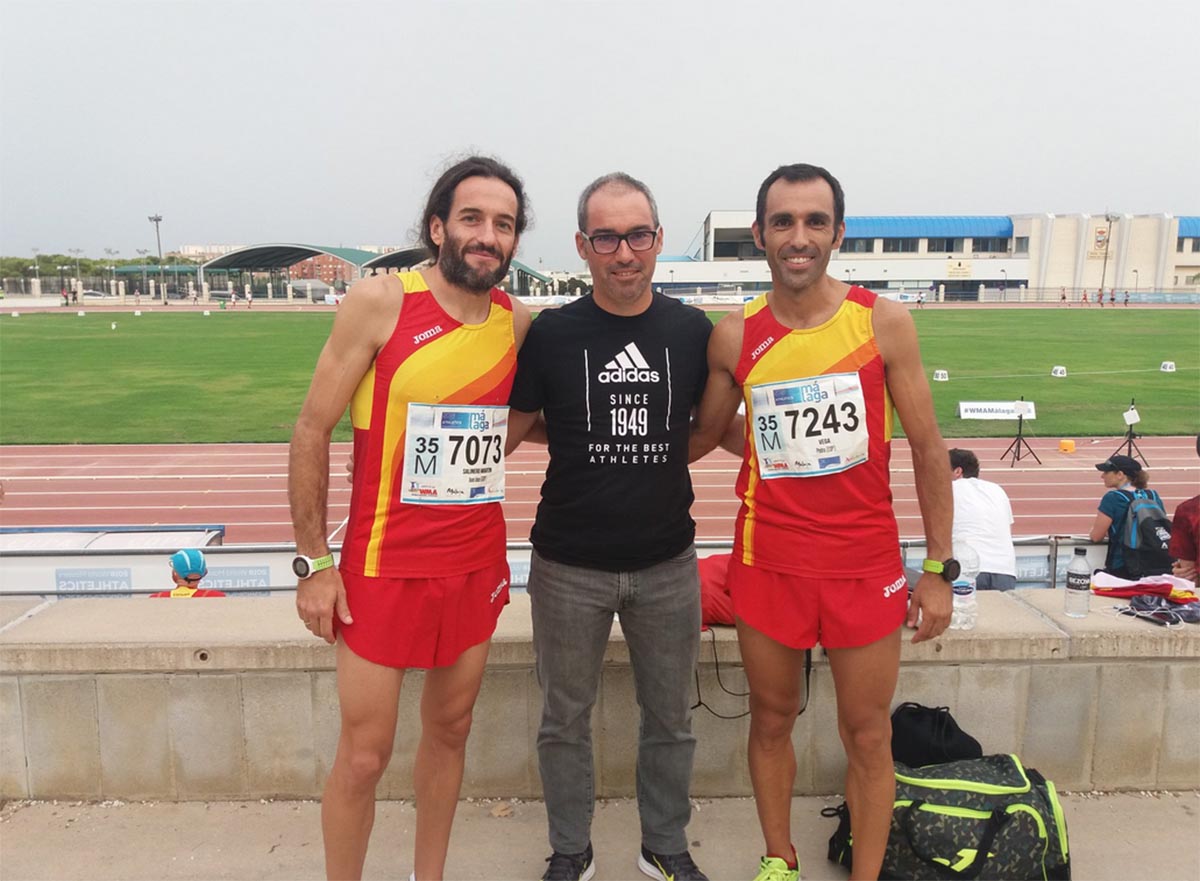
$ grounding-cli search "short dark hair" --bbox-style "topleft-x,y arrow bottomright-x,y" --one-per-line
577,172 -> 660,232
949,448 -> 980,479
754,163 -> 845,231
420,155 -> 529,261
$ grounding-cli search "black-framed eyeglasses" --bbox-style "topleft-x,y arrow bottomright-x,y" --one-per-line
582,229 -> 658,255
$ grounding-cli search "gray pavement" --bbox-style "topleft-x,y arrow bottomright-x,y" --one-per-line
1,792 -> 1197,881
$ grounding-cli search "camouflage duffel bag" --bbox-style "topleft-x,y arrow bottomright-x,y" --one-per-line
824,753 -> 1070,880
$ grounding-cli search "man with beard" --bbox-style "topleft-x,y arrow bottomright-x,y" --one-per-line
688,164 -> 953,881
289,155 -> 532,881
507,173 -> 713,881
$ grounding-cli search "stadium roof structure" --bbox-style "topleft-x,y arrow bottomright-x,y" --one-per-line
843,216 -> 1014,239
1178,217 -> 1200,237
201,244 -> 381,271
361,247 -> 432,272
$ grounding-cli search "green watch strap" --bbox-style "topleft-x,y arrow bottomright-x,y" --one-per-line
921,558 -> 944,575
311,553 -> 335,573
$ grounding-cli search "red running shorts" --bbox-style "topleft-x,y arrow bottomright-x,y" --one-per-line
727,556 -> 907,650
338,560 -> 511,669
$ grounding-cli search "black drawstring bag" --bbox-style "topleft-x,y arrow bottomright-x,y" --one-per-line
890,702 -> 982,768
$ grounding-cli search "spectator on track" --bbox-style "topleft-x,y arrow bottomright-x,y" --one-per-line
949,449 -> 1017,590
150,548 -> 225,598
1088,454 -> 1161,579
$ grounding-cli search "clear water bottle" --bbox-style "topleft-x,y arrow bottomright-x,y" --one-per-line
1065,548 -> 1092,618
949,543 -> 981,631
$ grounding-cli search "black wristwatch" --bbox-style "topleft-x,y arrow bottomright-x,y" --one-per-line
921,558 -> 961,583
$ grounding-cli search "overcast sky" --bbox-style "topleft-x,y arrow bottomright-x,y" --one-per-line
2,0 -> 1196,270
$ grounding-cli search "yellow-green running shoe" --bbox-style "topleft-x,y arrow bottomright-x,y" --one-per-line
752,855 -> 799,881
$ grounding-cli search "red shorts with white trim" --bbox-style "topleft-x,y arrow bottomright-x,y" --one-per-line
337,561 -> 511,669
727,557 -> 907,650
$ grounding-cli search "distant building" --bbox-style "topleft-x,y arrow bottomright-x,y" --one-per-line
651,213 -> 1199,300
178,244 -> 246,260
289,253 -> 356,287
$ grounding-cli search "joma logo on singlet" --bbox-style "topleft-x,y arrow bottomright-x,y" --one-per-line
883,576 -> 907,598
750,336 -> 775,361
413,325 -> 444,345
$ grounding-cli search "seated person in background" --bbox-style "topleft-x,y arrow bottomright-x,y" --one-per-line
1169,436 -> 1200,584
150,548 -> 226,598
1088,454 -> 1160,580
949,448 -> 1017,590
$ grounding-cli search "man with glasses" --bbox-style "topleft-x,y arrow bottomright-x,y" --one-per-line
150,548 -> 226,598
507,173 -> 713,881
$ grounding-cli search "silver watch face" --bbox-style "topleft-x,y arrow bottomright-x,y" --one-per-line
292,556 -> 311,578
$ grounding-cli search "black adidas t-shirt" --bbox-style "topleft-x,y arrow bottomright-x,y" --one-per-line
510,293 -> 713,570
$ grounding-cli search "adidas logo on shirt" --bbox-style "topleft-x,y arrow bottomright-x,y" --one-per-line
598,342 -> 660,383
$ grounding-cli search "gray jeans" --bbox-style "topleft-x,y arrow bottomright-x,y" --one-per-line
528,546 -> 700,855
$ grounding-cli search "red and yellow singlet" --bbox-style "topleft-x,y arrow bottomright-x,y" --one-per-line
732,287 -> 901,578
341,271 -> 517,578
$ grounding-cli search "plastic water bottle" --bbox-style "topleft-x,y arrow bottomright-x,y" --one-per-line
949,543 -> 981,631
1065,548 -> 1092,618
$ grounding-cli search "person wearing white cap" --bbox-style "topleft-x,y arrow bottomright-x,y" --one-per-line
150,548 -> 225,598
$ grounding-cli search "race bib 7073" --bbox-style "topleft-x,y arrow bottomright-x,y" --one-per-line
401,404 -> 508,504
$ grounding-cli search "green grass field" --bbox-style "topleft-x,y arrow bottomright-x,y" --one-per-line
0,308 -> 1196,444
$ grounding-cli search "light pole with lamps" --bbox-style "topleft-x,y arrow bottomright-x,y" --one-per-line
68,248 -> 83,290
103,248 -> 118,290
31,248 -> 41,287
1098,213 -> 1118,294
1000,268 -> 1007,301
148,214 -> 165,302
1132,269 -> 1139,301
135,249 -> 149,296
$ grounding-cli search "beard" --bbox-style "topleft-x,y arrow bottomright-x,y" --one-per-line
438,232 -> 513,294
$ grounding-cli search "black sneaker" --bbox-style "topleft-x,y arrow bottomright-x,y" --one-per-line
542,843 -> 595,881
638,846 -> 709,881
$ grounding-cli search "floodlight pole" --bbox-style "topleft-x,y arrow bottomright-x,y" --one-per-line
149,214 -> 165,303
1098,212 -> 1118,295
1132,269 -> 1139,299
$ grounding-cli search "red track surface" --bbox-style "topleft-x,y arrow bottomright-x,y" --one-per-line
1,437 -> 1197,545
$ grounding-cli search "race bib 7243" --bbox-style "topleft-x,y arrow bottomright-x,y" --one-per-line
748,372 -> 869,478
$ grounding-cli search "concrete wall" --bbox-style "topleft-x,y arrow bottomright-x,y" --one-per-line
1,592 -> 1197,801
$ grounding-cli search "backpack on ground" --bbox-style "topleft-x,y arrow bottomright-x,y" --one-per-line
824,753 -> 1070,880
890,703 -> 982,769
1117,489 -> 1173,578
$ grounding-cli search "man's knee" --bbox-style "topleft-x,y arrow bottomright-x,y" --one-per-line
423,702 -> 475,750
338,733 -> 393,788
749,689 -> 803,742
839,715 -> 892,761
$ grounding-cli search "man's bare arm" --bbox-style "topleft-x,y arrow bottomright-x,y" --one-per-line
689,314 -> 745,463
288,275 -> 395,641
874,299 -> 953,642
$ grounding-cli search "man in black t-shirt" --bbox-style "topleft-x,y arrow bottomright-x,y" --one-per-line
508,173 -> 712,881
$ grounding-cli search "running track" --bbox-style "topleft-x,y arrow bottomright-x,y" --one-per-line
1,437 -> 1197,545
